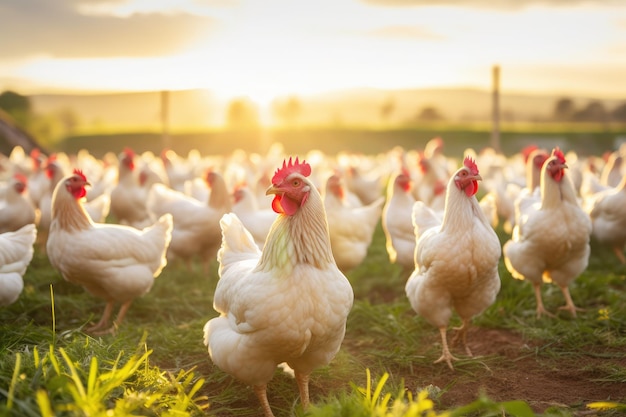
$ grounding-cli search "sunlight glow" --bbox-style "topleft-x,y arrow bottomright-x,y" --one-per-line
3,1 -> 626,99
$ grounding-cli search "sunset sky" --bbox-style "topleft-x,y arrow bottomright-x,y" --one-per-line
1,0 -> 626,104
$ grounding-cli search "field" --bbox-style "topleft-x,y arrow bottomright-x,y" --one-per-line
1,129 -> 626,416
2,221 -> 626,416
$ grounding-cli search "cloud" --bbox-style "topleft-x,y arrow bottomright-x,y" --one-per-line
0,0 -> 217,59
359,0 -> 626,10
363,25 -> 445,40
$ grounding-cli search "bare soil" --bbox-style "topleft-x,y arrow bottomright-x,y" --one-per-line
360,327 -> 626,415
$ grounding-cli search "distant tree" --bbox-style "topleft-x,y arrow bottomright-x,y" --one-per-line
272,96 -> 301,127
416,106 -> 444,122
611,102 -> 626,122
56,107 -> 80,135
553,97 -> 576,121
573,100 -> 609,123
226,98 -> 259,129
0,90 -> 32,127
380,97 -> 395,124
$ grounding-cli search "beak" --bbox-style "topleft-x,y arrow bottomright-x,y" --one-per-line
266,184 -> 279,195
474,174 -> 483,181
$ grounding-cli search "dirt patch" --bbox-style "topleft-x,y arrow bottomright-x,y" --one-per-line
382,327 -> 626,414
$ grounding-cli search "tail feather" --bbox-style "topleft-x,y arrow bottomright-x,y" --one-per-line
217,213 -> 262,268
0,224 -> 37,274
141,213 -> 173,275
411,201 -> 442,240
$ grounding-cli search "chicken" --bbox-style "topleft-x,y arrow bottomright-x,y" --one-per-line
323,173 -> 385,272
37,155 -> 67,242
0,173 -> 38,234
503,148 -> 592,318
46,169 -> 173,334
511,148 -> 550,229
583,172 -> 626,264
600,151 -> 623,187
412,152 -> 447,210
110,148 -> 152,229
203,157 -> 354,417
343,163 -> 385,205
405,156 -> 501,370
231,183 -> 277,248
0,224 -> 37,307
147,170 -> 231,270
382,168 -> 417,274
160,148 -> 195,192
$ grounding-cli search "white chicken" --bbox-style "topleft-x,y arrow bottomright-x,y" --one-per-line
47,169 -> 173,334
323,173 -> 385,272
0,224 -> 37,307
382,168 -> 417,274
147,170 -> 231,270
405,156 -> 501,370
0,173 -> 38,234
110,148 -> 152,229
503,148 -> 592,318
203,157 -> 354,417
583,172 -> 626,264
231,183 -> 277,249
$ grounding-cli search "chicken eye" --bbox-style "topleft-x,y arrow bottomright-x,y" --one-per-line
292,179 -> 301,187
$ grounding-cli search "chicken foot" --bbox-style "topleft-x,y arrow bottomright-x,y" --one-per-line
86,301 -> 133,335
85,302 -> 114,333
451,319 -> 473,357
533,283 -> 555,318
434,327 -> 458,370
558,286 -> 583,317
295,371 -> 310,410
253,384 -> 275,417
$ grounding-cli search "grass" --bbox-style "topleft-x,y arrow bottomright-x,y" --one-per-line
1,218 -> 625,416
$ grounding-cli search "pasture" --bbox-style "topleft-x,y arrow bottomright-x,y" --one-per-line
1,127 -> 626,416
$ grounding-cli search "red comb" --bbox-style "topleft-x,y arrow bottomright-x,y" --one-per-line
73,168 -> 87,181
124,147 -> 135,157
13,173 -> 28,184
463,156 -> 479,175
551,147 -> 566,164
272,157 -> 311,184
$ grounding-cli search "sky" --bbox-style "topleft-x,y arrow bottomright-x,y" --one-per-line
1,0 -> 626,104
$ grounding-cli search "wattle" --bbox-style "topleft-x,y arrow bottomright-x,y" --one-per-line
464,180 -> 479,197
271,195 -> 299,216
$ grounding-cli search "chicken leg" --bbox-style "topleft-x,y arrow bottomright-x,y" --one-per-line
253,384 -> 274,417
434,327 -> 458,370
558,286 -> 583,317
533,283 -> 555,318
613,247 -> 626,265
86,301 -> 114,333
295,371 -> 310,410
451,319 -> 473,357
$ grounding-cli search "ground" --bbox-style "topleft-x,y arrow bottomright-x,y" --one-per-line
362,327 -> 626,415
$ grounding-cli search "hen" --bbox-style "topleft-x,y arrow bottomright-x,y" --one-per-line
110,148 -> 152,229
147,170 -> 231,271
0,173 -> 38,234
203,157 -> 354,417
323,173 -> 385,272
503,148 -> 592,318
47,169 -> 173,334
231,183 -> 277,249
0,224 -> 37,307
583,171 -> 626,264
405,156 -> 501,370
382,168 -> 417,274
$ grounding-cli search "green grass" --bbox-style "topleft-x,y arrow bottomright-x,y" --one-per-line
1,218 -> 625,416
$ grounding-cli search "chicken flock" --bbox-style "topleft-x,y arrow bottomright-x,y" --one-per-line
1,138 -> 626,416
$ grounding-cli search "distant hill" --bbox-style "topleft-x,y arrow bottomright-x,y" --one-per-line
28,87 -> 625,130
